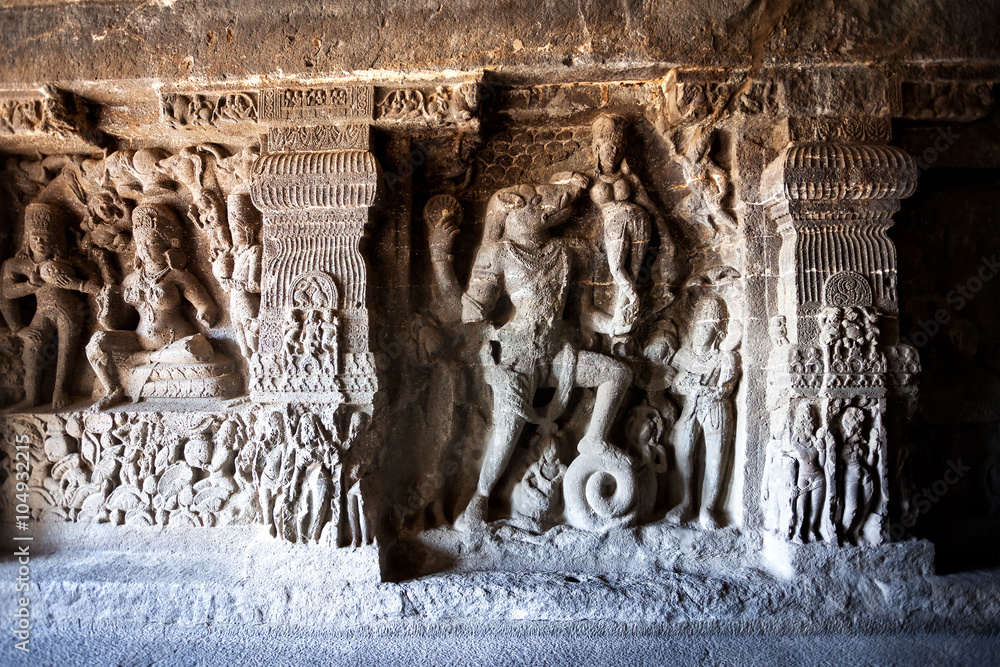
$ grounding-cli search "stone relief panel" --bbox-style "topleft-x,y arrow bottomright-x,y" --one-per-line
0,144 -> 259,411
0,403 -> 376,546
161,91 -> 260,129
387,102 -> 749,540
375,83 -> 480,127
0,68 -> 949,572
0,114 -> 382,547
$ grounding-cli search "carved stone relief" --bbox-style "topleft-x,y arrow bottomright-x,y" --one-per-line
0,65 -> 962,573
761,133 -> 919,547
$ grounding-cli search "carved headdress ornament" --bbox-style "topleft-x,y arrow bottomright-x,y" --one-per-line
132,203 -> 182,247
693,295 -> 727,324
20,202 -> 67,258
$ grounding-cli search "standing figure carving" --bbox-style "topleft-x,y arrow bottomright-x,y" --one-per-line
246,409 -> 286,538
667,296 -> 740,529
2,203 -> 101,409
590,115 -> 677,328
426,172 -> 633,531
764,402 -> 832,543
273,413 -> 331,544
79,186 -> 133,286
86,203 -> 228,410
213,194 -> 262,360
838,406 -> 879,543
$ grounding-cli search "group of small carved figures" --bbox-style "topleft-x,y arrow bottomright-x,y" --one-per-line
762,399 -> 882,546
3,404 -> 371,547
0,113 -> 884,547
0,146 -> 260,411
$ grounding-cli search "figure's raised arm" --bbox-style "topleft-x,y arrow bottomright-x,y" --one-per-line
424,195 -> 464,325
461,243 -> 502,324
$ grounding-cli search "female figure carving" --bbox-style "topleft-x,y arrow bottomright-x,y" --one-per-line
590,114 -> 677,333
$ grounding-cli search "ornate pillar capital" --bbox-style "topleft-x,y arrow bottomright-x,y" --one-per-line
248,93 -> 379,405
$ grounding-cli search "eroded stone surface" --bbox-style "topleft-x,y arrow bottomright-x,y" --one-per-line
0,1 -> 998,655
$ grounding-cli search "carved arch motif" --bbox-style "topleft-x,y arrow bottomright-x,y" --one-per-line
290,271 -> 340,311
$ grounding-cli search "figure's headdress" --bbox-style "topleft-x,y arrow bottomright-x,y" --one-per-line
132,203 -> 182,245
591,114 -> 626,147
693,295 -> 727,324
132,202 -> 187,269
22,203 -> 65,257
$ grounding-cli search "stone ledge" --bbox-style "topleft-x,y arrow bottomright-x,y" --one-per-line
390,521 -> 936,583
2,523 -> 995,638
761,531 -> 936,581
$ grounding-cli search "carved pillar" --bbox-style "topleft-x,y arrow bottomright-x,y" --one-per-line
249,86 -> 379,404
762,133 -> 919,546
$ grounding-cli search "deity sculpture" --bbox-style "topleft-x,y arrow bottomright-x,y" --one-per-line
818,306 -> 880,368
590,114 -> 677,328
213,194 -> 261,360
765,402 -> 832,543
243,409 -> 287,538
79,185 -> 133,286
426,172 -> 633,531
838,406 -> 879,543
667,295 -> 740,529
274,413 -> 331,544
510,432 -> 567,533
2,203 -> 102,409
791,404 -> 830,543
86,203 -> 226,410
670,126 -> 737,237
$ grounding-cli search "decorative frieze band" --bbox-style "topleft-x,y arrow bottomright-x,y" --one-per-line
267,124 -> 370,152
159,80 -> 482,131
0,86 -> 97,153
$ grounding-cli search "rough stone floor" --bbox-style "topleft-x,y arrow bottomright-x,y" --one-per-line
6,624 -> 1000,666
0,524 -> 997,666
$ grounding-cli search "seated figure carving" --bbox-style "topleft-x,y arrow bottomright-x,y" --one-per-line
427,171 -> 634,531
86,202 -> 238,410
